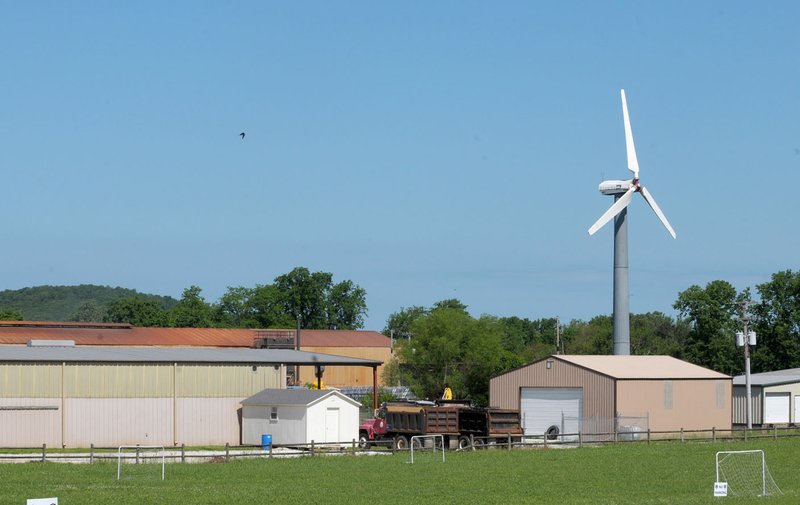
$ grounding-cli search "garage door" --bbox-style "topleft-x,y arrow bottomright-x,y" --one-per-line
764,393 -> 790,424
520,388 -> 582,437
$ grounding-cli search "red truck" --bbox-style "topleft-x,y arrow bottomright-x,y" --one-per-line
359,400 -> 522,450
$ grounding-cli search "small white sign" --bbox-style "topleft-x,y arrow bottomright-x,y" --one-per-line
27,499 -> 57,505
714,482 -> 728,497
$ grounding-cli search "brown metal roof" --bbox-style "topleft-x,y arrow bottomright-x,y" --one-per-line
0,321 -> 390,348
555,355 -> 729,379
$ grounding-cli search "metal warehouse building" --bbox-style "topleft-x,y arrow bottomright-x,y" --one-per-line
0,345 -> 380,448
0,321 -> 393,388
733,368 -> 800,426
489,355 -> 731,437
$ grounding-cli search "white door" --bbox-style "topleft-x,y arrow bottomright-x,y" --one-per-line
324,408 -> 339,443
520,388 -> 582,437
764,393 -> 790,424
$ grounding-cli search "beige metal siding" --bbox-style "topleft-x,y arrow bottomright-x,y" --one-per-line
65,398 -> 173,447
0,364 -> 61,398
0,398 -> 61,447
732,385 -> 762,424
64,363 -> 173,398
297,346 -> 388,387
489,359 -> 615,420
176,364 -> 280,397
176,397 -> 245,446
617,379 -> 732,431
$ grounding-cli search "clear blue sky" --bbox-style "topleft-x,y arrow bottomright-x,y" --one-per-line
2,2 -> 798,330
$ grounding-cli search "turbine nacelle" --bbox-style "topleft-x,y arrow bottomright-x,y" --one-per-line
599,179 -> 636,195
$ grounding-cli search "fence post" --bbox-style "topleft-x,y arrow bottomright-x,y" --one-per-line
646,429 -> 650,444
225,442 -> 229,462
90,443 -> 94,464
470,434 -> 475,452
181,443 -> 185,463
311,440 -> 315,456
680,428 -> 684,443
42,443 -> 46,463
578,432 -> 582,448
744,429 -> 748,442
543,433 -> 547,448
774,426 -> 778,440
269,443 -> 273,459
136,445 -> 140,465
614,429 -> 618,444
351,438 -> 356,454
507,436 -> 512,451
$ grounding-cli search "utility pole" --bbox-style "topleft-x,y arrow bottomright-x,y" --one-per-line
555,316 -> 564,355
737,301 -> 756,430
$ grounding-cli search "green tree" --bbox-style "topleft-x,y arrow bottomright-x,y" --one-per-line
273,267 -> 367,329
383,305 -> 427,340
752,270 -> 800,371
674,280 -> 744,374
0,309 -> 24,320
326,280 -> 367,330
106,297 -> 169,326
171,286 -> 213,328
630,312 -> 688,356
250,284 -> 295,328
68,300 -> 106,322
214,286 -> 258,328
564,316 -> 613,355
396,304 -> 521,406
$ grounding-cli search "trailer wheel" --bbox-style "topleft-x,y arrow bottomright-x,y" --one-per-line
394,435 -> 409,451
358,432 -> 371,450
458,436 -> 471,450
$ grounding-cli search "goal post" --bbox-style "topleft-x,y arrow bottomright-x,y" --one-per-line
117,445 -> 165,481
714,450 -> 781,497
408,435 -> 445,464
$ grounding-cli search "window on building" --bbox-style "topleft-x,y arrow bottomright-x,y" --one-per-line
716,380 -> 726,409
270,407 -> 278,421
664,380 -> 673,410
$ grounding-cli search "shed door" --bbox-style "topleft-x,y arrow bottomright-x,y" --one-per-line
325,408 -> 339,443
764,393 -> 790,424
795,396 -> 800,424
520,388 -> 582,437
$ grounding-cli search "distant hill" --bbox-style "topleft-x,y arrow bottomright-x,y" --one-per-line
0,285 -> 178,322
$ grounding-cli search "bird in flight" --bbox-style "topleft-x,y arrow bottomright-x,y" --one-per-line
240,132 -> 245,139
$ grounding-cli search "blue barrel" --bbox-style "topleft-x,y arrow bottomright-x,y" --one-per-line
261,434 -> 272,450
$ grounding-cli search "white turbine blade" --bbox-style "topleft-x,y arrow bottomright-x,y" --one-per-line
639,185 -> 676,239
621,89 -> 640,179
588,186 -> 636,236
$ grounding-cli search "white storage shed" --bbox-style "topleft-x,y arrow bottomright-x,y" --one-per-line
241,389 -> 361,446
733,368 -> 800,426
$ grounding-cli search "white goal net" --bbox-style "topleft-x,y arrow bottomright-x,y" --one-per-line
408,435 -> 445,464
715,450 -> 781,497
117,445 -> 165,481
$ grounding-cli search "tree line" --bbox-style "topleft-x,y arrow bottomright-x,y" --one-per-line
383,270 -> 800,405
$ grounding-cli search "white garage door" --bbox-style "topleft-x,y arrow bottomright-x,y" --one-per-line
520,388 -> 582,437
764,393 -> 790,424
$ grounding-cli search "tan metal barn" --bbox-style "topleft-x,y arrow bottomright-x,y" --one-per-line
489,355 -> 731,437
0,345 -> 381,448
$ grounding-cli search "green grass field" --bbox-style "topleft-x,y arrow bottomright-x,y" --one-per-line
2,439 -> 797,504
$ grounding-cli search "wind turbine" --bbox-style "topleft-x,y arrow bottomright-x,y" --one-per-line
588,89 -> 676,355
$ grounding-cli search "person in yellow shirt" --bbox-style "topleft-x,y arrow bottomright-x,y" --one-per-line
442,383 -> 453,401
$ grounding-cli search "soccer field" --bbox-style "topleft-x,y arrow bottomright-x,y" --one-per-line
3,439 -> 797,504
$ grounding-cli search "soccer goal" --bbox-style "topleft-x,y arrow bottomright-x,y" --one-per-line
408,434 -> 445,464
714,450 -> 782,497
117,445 -> 165,481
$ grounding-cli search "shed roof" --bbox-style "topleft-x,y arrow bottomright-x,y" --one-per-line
0,346 -> 382,366
553,355 -> 729,379
732,368 -> 800,386
242,388 -> 360,407
0,321 -> 390,348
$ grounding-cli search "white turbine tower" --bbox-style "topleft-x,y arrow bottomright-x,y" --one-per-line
588,89 -> 676,355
